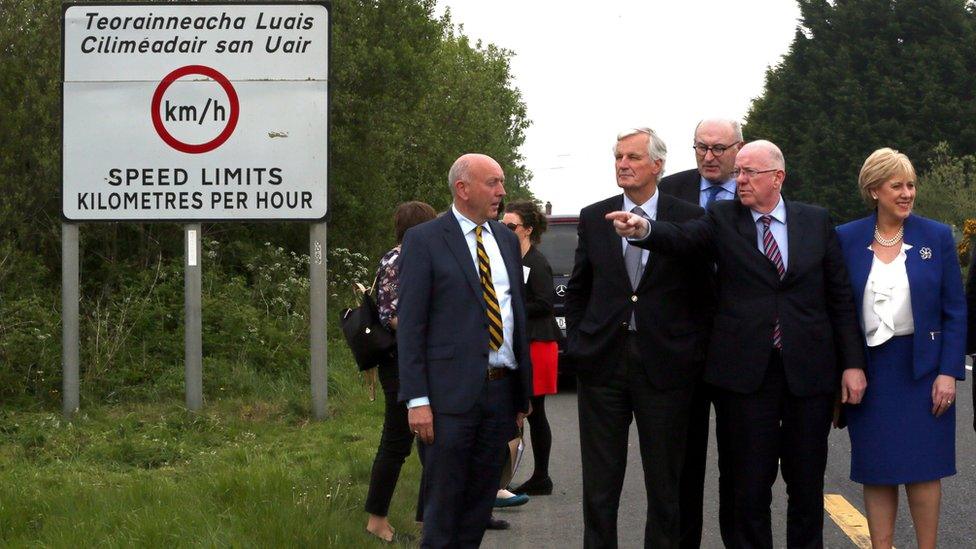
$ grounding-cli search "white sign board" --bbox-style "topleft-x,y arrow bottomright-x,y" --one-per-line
62,2 -> 329,221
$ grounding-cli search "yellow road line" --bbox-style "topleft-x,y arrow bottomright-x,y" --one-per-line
823,493 -> 892,548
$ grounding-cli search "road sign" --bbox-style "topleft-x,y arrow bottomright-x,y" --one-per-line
62,2 -> 329,221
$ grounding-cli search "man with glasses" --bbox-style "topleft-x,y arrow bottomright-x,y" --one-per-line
607,140 -> 866,549
660,118 -> 742,208
659,118 -> 741,549
565,127 -> 713,548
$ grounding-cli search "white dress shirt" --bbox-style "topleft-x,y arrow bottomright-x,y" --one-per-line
862,243 -> 914,347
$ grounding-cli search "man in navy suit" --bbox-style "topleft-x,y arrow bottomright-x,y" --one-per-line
397,153 -> 533,548
658,118 -> 743,549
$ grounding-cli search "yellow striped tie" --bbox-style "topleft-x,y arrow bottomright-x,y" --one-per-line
476,226 -> 504,351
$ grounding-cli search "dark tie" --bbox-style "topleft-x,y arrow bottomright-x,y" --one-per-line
624,206 -> 647,289
475,226 -> 503,351
704,185 -> 723,208
760,215 -> 784,349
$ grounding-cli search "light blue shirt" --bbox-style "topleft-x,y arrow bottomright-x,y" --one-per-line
407,206 -> 518,409
622,188 -> 659,266
751,197 -> 788,270
699,177 -> 736,208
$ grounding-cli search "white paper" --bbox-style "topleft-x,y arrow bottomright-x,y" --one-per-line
188,230 -> 198,266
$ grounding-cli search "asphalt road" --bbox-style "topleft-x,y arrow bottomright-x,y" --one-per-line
483,374 -> 975,548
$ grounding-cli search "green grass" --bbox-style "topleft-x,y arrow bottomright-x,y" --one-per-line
0,345 -> 422,547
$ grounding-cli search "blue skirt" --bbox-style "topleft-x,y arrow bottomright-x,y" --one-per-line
847,335 -> 956,484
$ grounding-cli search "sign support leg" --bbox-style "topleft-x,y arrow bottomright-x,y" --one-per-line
62,222 -> 80,418
310,222 -> 328,420
185,224 -> 203,411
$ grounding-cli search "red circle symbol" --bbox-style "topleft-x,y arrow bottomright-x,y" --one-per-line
151,65 -> 240,154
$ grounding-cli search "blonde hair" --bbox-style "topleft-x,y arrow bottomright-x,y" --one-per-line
858,148 -> 916,208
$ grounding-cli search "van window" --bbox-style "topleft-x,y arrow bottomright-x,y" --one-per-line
537,223 -> 578,276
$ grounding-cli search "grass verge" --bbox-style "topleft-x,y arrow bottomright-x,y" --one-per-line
0,345 -> 422,547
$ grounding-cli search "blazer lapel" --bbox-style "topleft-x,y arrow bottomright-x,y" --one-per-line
782,201 -> 802,281
441,215 -> 485,307
902,214 -> 923,320
602,196 -> 631,287
848,214 -> 876,311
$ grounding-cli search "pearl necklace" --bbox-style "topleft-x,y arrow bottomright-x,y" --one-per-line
874,225 -> 904,247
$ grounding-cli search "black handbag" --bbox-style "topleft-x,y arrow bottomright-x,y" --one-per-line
340,277 -> 396,371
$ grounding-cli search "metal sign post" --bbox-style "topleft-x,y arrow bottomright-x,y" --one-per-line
62,223 -> 80,418
61,2 -> 330,416
310,222 -> 328,419
185,224 -> 203,411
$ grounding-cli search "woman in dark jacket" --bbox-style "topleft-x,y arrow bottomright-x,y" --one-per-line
502,200 -> 561,495
365,201 -> 437,542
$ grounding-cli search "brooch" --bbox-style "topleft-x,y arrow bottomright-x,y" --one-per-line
920,247 -> 932,260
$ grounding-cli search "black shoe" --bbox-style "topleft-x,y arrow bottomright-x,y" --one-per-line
511,476 -> 553,495
486,517 -> 510,530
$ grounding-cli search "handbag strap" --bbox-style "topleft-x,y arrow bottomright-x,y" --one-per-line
354,269 -> 381,303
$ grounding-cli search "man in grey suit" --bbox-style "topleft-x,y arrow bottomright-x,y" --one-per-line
398,153 -> 533,548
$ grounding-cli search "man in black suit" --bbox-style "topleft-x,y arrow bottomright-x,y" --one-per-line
398,153 -> 533,548
608,140 -> 866,548
566,127 -> 713,548
658,118 -> 742,548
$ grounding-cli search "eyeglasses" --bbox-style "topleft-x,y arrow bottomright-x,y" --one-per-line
693,142 -> 740,157
505,223 -> 523,231
731,167 -> 779,179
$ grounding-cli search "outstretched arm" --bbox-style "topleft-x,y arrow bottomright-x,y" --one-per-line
605,210 -> 715,256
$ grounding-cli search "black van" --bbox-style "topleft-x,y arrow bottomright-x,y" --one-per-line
535,215 -> 579,372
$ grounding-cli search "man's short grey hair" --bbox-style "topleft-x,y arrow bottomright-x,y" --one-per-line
748,139 -> 786,171
694,118 -> 744,142
447,156 -> 472,197
615,127 -> 667,169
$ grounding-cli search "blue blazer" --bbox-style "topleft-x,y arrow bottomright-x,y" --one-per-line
396,212 -> 533,414
836,214 -> 966,380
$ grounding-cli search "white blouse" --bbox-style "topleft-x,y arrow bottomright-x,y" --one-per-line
862,243 -> 914,347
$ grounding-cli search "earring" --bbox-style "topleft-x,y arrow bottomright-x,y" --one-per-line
871,194 -> 878,200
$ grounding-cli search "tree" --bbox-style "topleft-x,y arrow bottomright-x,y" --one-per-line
744,0 -> 976,221
0,0 -> 533,285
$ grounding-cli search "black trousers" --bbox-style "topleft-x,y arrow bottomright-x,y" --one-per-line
364,361 -> 420,517
722,352 -> 833,549
578,333 -> 695,549
679,380 -> 734,548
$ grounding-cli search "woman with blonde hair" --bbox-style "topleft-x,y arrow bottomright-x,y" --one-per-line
835,148 -> 966,549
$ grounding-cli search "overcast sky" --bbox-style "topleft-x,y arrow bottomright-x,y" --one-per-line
436,1 -> 802,214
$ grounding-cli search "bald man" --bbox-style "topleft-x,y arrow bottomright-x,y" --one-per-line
608,140 -> 866,549
398,153 -> 533,548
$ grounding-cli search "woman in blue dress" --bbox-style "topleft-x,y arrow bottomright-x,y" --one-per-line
835,148 -> 966,549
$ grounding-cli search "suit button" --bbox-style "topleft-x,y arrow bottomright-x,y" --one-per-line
622,321 -> 629,328
631,295 -> 638,302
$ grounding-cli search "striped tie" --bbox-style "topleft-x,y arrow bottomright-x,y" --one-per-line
760,215 -> 784,349
476,226 -> 504,351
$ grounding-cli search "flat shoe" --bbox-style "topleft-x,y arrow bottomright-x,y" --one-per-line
511,476 -> 553,496
486,517 -> 510,530
493,493 -> 529,508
